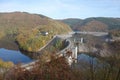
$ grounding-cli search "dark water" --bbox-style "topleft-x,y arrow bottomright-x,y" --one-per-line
77,54 -> 97,63
0,48 -> 32,64
0,48 -> 98,65
73,53 -> 99,68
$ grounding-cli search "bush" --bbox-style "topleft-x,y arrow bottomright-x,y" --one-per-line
5,55 -> 76,80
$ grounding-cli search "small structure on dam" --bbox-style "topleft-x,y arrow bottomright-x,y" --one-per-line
80,37 -> 84,43
72,46 -> 78,63
65,46 -> 78,65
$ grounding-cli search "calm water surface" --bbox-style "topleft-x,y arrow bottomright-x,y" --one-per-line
0,48 -> 32,64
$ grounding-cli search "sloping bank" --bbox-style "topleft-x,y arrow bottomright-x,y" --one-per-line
21,36 -> 70,59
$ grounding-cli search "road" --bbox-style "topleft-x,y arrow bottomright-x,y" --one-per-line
71,31 -> 108,36
20,31 -> 109,70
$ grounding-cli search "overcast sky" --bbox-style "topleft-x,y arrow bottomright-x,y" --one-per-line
0,0 -> 120,19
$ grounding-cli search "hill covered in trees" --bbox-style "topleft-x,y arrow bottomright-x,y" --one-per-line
0,12 -> 72,51
60,17 -> 120,31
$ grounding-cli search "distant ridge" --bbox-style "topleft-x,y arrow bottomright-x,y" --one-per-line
60,17 -> 120,31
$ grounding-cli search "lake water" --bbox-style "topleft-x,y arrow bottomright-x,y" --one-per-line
77,53 -> 97,63
0,48 -> 32,64
72,53 -> 100,69
0,48 -> 98,65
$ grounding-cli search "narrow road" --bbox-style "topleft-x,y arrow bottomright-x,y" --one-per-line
20,31 -> 109,70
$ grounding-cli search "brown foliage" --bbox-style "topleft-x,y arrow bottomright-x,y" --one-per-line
5,57 -> 76,80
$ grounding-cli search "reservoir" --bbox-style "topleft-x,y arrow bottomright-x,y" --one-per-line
71,53 -> 99,68
0,48 -> 98,65
77,53 -> 97,63
0,48 -> 32,64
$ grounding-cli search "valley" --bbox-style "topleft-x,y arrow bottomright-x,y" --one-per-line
0,12 -> 120,80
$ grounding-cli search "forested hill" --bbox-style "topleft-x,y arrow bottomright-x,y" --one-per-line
60,17 -> 120,31
0,12 -> 72,51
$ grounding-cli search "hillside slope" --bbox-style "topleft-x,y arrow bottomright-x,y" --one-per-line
0,12 -> 72,51
61,17 -> 120,31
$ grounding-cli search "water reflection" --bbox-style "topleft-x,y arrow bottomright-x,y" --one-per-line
0,48 -> 32,64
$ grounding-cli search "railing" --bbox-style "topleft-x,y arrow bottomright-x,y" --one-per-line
21,36 -> 72,70
57,39 -> 72,54
38,36 -> 57,51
